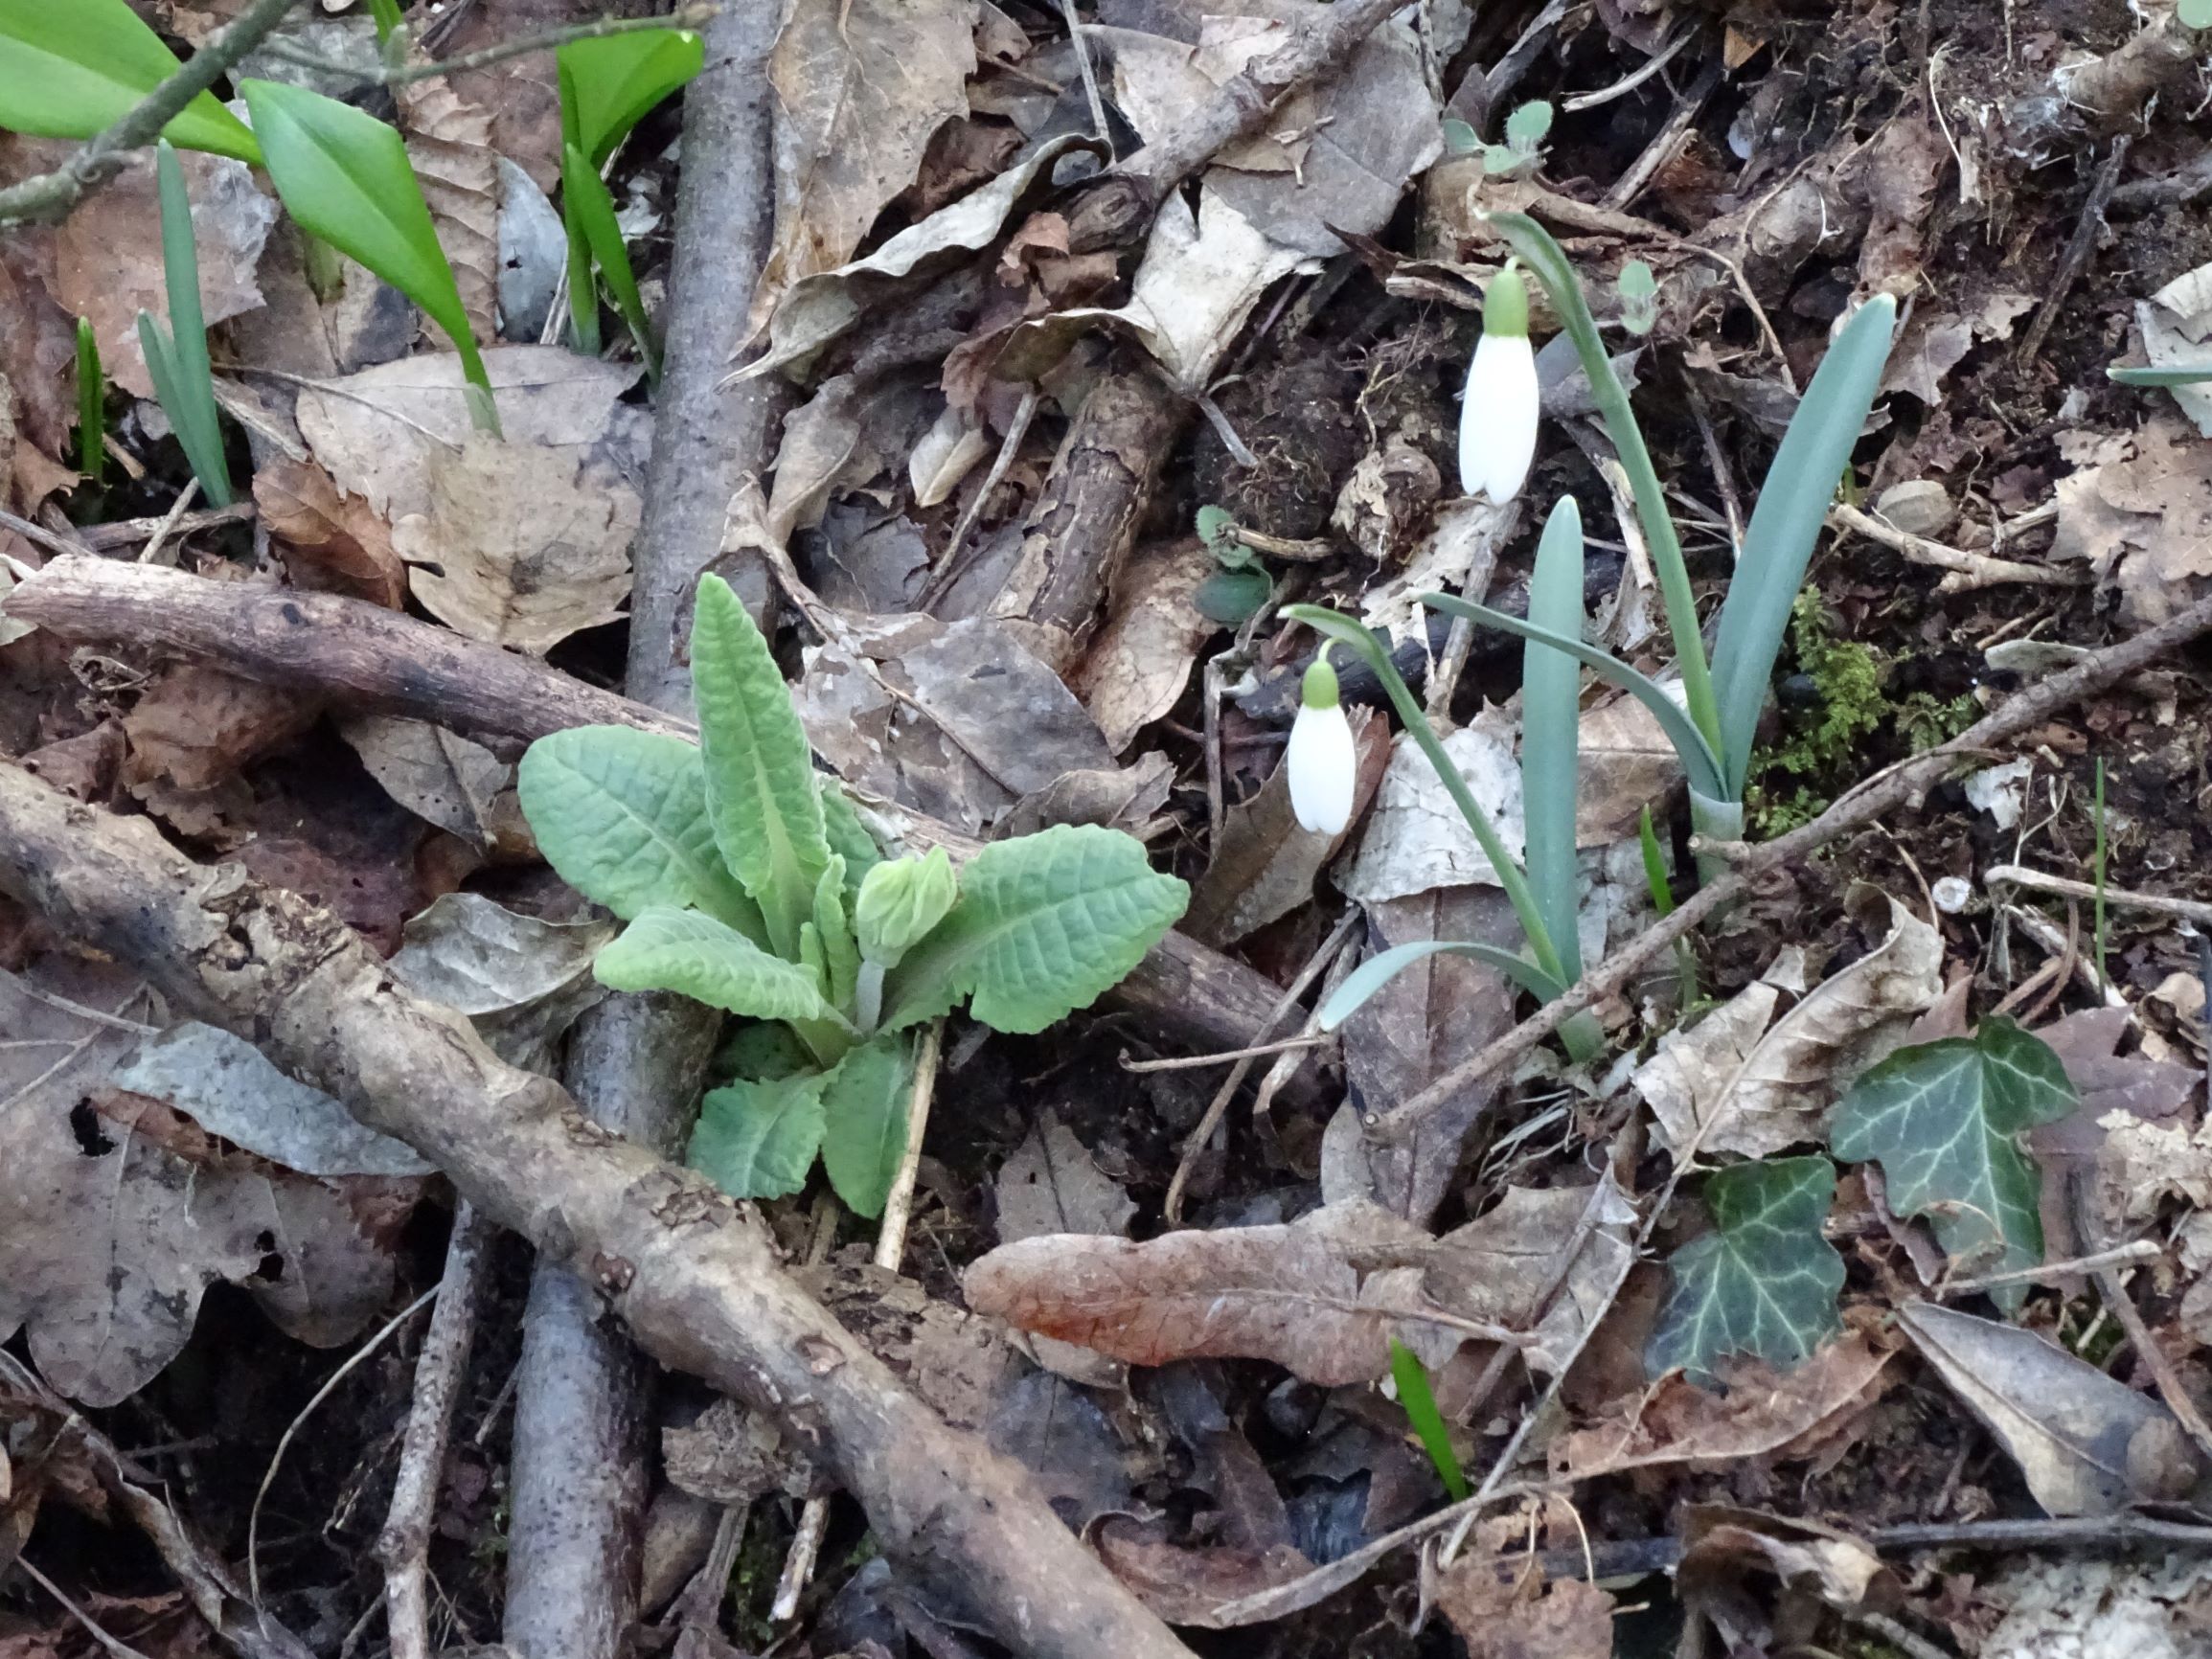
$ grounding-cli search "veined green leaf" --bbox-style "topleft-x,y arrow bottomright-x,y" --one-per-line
1389,1339 -> 1469,1500
595,906 -> 847,1028
1320,940 -> 1564,1032
558,27 -> 704,168
1421,594 -> 1727,800
812,858 -> 859,1012
819,1034 -> 913,1217
1830,1016 -> 2075,1305
820,787 -> 882,896
1646,1155 -> 1844,1383
690,1070 -> 829,1200
515,725 -> 764,939
0,0 -> 261,162
690,573 -> 832,961
2109,362 -> 2212,387
1522,496 -> 1584,982
1282,602 -> 1566,987
1709,294 -> 1896,794
239,80 -> 499,435
141,142 -> 232,507
561,141 -> 657,380
880,825 -> 1188,1034
855,848 -> 959,970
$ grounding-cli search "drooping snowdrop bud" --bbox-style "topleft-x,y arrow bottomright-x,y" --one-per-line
1287,658 -> 1356,836
1460,263 -> 1539,503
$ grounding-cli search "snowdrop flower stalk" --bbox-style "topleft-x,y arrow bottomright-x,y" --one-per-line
1287,655 -> 1356,836
1459,262 -> 1539,503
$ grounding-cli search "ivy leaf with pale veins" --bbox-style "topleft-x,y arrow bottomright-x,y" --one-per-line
1647,1156 -> 1844,1384
690,1071 -> 831,1201
1830,1016 -> 2076,1302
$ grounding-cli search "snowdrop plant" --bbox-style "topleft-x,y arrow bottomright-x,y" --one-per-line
517,575 -> 1189,1216
1460,264 -> 1539,503
1287,659 -> 1356,835
1288,496 -> 1604,1061
1427,213 -> 1898,859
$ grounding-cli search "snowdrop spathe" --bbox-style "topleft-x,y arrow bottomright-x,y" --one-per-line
1459,263 -> 1539,503
1287,658 -> 1356,836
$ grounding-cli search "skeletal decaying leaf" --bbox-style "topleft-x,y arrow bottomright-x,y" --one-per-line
397,76 -> 501,344
995,1116 -> 1137,1243
253,456 -> 409,608
1435,1557 -> 1613,1659
1337,708 -> 1524,901
387,892 -> 616,1071
1896,1301 -> 2201,1515
2050,418 -> 2212,630
1636,896 -> 1944,1160
340,716 -> 522,852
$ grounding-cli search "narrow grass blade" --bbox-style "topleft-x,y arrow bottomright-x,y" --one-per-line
1389,1339 -> 1469,1501
1320,939 -> 1566,1031
562,142 -> 656,381
149,142 -> 231,506
1485,210 -> 1718,757
1421,593 -> 1726,800
2109,363 -> 2212,387
1638,807 -> 1675,917
1708,293 -> 1896,794
1522,496 -> 1585,982
1281,602 -> 1566,986
562,193 -> 602,356
75,318 -> 103,486
367,0 -> 402,43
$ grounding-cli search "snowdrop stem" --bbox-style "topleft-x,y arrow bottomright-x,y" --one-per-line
1483,211 -> 1722,763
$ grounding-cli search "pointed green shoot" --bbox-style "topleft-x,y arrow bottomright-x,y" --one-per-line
1389,1339 -> 1469,1501
1421,593 -> 1725,801
0,0 -> 261,163
1708,293 -> 1896,795
367,0 -> 403,45
558,27 -> 704,168
1320,939 -> 1567,1031
1484,210 -> 1718,759
240,80 -> 501,436
1521,495 -> 1585,984
138,142 -> 231,506
2109,363 -> 2212,387
562,141 -> 657,382
75,318 -> 104,487
1281,602 -> 1565,987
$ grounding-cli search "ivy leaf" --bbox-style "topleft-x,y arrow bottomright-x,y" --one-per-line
690,574 -> 832,961
594,906 -> 846,1028
1646,1155 -> 1844,1383
0,0 -> 262,163
1830,1016 -> 2076,1301
689,1070 -> 829,1200
880,825 -> 1189,1034
819,1034 -> 914,1217
516,726 -> 764,940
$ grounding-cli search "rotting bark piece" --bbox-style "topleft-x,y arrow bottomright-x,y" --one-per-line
0,759 -> 1197,1659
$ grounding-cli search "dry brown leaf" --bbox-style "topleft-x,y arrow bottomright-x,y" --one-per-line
123,663 -> 320,793
1635,894 -> 1944,1160
995,1116 -> 1136,1243
393,437 -> 639,652
1676,1505 -> 1896,1647
1882,289 -> 2036,404
757,0 -> 980,318
51,148 -> 275,398
1895,1301 -> 2201,1515
253,457 -> 407,607
963,1200 -> 1510,1386
437,0 -> 611,194
396,77 -> 501,343
1554,1332 -> 1894,1477
1093,1518 -> 1314,1629
340,716 -> 522,852
1853,109 -> 1944,298
1435,1558 -> 1613,1659
2050,417 -> 2212,629
0,148 -> 83,458
1421,1182 -> 1640,1375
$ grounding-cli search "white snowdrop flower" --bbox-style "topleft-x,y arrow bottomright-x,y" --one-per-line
1459,263 -> 1539,503
1288,658 -> 1356,836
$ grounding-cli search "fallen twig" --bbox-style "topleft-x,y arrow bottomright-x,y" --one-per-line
1985,863 -> 2212,927
1828,503 -> 2087,595
0,760 -> 1197,1659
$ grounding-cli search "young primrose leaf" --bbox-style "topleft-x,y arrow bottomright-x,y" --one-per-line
1830,1016 -> 2076,1304
595,906 -> 848,1031
0,0 -> 261,162
1646,1155 -> 1844,1384
880,825 -> 1189,1034
690,1070 -> 831,1201
515,726 -> 765,941
819,1034 -> 914,1217
239,80 -> 500,435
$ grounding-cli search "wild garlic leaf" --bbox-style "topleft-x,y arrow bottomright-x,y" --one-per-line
819,1034 -> 914,1217
1830,1016 -> 2075,1303
595,906 -> 844,1028
1646,1155 -> 1843,1383
690,574 -> 832,959
516,726 -> 764,939
557,26 -> 705,167
689,1071 -> 829,1200
0,0 -> 262,162
880,825 -> 1188,1034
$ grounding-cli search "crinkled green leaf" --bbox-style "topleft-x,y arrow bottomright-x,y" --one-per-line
239,80 -> 496,433
820,787 -> 882,896
0,0 -> 261,162
1830,1016 -> 2075,1304
558,26 -> 704,167
1647,1155 -> 1844,1383
690,573 -> 832,960
595,906 -> 845,1028
516,726 -> 764,940
819,1034 -> 914,1217
880,825 -> 1189,1034
689,1070 -> 829,1200
812,858 -> 858,1011
854,848 -> 958,969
